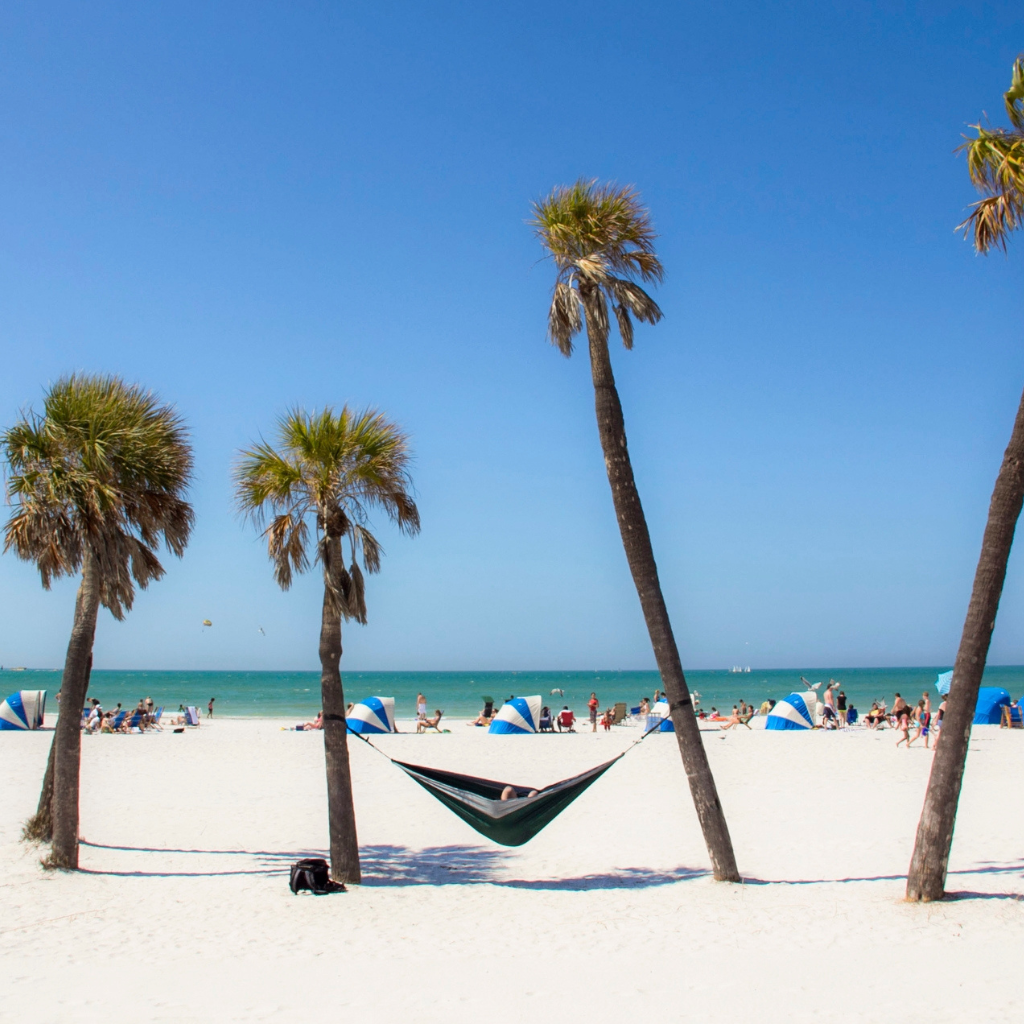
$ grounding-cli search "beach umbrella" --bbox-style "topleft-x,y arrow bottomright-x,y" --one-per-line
765,692 -> 814,731
935,671 -> 952,695
0,690 -> 46,731
489,696 -> 542,734
346,696 -> 396,734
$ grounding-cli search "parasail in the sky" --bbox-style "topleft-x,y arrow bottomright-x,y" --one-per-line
202,619 -> 212,627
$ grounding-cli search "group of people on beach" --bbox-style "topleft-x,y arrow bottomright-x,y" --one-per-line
863,690 -> 945,748
76,694 -> 214,733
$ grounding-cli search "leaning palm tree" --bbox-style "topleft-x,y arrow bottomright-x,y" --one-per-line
907,57 -> 1024,901
3,374 -> 193,869
531,180 -> 739,882
235,407 -> 419,884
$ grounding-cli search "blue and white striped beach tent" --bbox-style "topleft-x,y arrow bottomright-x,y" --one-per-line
765,692 -> 814,731
347,696 -> 396,734
489,696 -> 542,734
0,690 -> 46,731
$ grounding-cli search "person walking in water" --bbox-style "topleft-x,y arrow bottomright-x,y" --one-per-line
207,697 -> 215,719
588,692 -> 599,732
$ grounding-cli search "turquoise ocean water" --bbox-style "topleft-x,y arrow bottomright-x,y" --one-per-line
4,666 -> 1024,721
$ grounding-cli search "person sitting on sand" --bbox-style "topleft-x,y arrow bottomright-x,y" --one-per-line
468,700 -> 495,727
303,711 -> 323,730
539,706 -> 554,732
708,707 -> 722,720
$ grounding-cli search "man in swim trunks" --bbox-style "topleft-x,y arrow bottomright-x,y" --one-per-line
588,692 -> 599,733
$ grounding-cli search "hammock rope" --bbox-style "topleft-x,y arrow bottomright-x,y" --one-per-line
346,718 -> 662,847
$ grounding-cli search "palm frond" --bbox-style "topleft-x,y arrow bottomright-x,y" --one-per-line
2,374 -> 193,615
234,406 -> 419,619
958,57 -> 1024,253
547,281 -> 583,356
531,179 -> 665,357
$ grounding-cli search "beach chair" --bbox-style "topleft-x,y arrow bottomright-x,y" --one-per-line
121,712 -> 144,732
184,706 -> 201,727
737,710 -> 754,729
612,702 -> 627,725
106,710 -> 127,732
417,711 -> 445,733
1000,704 -> 1023,729
149,707 -> 164,730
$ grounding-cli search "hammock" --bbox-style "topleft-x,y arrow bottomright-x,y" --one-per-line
392,756 -> 623,847
344,714 -> 662,846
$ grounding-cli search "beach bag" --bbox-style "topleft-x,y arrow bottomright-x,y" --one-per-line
289,858 -> 345,895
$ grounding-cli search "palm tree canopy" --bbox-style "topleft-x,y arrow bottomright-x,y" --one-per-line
531,179 -> 664,357
234,406 -> 419,624
959,55 -> 1024,253
2,374 -> 194,619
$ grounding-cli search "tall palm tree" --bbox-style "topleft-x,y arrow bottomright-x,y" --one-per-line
531,179 -> 739,882
3,374 -> 193,869
235,407 -> 419,884
907,57 -> 1024,901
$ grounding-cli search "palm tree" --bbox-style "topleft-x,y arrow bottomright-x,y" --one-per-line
530,180 -> 739,882
2,374 -> 194,869
235,407 -> 419,883
907,57 -> 1024,901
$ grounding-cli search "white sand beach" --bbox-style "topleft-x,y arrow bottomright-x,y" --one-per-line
2,717 -> 1022,1023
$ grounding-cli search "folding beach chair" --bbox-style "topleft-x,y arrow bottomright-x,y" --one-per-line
1000,704 -> 1023,729
612,702 -> 627,725
417,711 -> 445,733
184,706 -> 201,727
149,707 -> 164,730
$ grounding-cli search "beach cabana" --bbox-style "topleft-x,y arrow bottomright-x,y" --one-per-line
489,696 -> 542,734
0,690 -> 46,731
346,696 -> 396,734
765,692 -> 814,731
973,687 -> 1010,725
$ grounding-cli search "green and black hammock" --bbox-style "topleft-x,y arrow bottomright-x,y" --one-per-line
347,722 -> 660,847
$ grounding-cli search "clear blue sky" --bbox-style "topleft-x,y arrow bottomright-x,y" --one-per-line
1,1 -> 1023,672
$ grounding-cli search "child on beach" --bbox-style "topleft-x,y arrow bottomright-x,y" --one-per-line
895,706 -> 912,747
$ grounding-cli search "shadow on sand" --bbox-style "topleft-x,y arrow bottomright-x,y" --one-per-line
77,842 -> 1024,898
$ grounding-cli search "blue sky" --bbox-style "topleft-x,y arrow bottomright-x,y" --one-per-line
1,0 -> 1023,671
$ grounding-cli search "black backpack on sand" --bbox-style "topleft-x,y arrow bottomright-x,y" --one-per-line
289,858 -> 346,895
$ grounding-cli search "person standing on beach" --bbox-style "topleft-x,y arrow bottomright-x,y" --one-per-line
837,690 -> 847,728
588,692 -> 599,732
416,692 -> 427,721
207,697 -> 215,719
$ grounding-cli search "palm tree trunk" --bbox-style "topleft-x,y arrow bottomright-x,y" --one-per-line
906,386 -> 1024,901
579,283 -> 740,882
50,549 -> 101,869
319,531 -> 361,884
24,655 -> 92,844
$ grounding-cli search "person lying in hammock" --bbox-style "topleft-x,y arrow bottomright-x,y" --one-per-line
500,785 -> 539,800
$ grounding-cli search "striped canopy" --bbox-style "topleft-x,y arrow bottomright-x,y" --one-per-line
489,696 -> 542,734
347,696 -> 396,734
765,692 -> 814,731
0,690 -> 46,731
